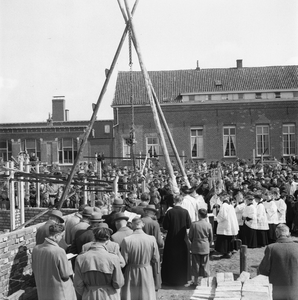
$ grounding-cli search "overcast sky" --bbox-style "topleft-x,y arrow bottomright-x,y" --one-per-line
1,0 -> 297,124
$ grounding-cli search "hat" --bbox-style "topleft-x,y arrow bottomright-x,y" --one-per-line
180,185 -> 194,194
143,204 -> 158,213
90,212 -> 103,223
95,222 -> 113,234
48,209 -> 64,223
82,206 -> 93,217
49,224 -> 64,235
140,192 -> 150,201
113,212 -> 129,222
112,198 -> 124,207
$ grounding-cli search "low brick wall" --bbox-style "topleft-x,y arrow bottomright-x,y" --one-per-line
0,209 -> 75,299
0,208 -> 76,232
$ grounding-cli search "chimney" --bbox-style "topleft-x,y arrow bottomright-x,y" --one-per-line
52,96 -> 65,121
236,59 -> 243,69
65,109 -> 69,121
196,60 -> 200,70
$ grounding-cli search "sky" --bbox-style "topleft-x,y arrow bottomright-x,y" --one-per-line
0,0 -> 298,124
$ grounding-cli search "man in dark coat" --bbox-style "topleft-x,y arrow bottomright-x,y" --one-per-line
68,212 -> 103,254
161,194 -> 191,286
102,198 -> 124,233
258,224 -> 298,300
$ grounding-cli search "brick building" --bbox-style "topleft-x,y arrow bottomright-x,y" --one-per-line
0,97 -> 113,169
112,61 -> 298,164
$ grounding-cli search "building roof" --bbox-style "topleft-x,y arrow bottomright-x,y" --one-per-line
112,65 -> 298,106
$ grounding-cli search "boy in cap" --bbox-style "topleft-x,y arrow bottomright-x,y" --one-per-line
189,208 -> 213,284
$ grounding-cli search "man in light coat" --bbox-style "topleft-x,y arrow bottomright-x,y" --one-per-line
74,225 -> 124,300
32,224 -> 76,300
121,217 -> 159,300
258,224 -> 298,300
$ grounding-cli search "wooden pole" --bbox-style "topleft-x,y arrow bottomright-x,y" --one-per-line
123,0 -> 179,194
252,149 -> 256,165
113,176 -> 119,196
18,157 -> 25,225
240,245 -> 248,273
36,163 -> 40,207
9,161 -> 16,231
151,89 -> 190,188
57,0 -> 140,210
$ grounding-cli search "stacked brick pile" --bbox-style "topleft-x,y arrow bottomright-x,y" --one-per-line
191,272 -> 272,300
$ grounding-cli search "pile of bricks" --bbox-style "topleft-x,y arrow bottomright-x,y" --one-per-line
191,272 -> 272,300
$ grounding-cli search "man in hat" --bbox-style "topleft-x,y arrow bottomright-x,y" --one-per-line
111,212 -> 133,247
258,224 -> 298,300
64,204 -> 86,245
70,206 -> 94,242
142,204 -> 164,249
189,208 -> 213,284
68,212 -> 103,254
102,198 -> 124,233
36,209 -> 64,245
142,204 -> 164,291
32,224 -> 76,300
74,224 -> 124,300
131,192 -> 150,217
81,222 -> 125,269
121,217 -> 159,300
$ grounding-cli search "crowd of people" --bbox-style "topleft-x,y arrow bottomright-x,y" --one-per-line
2,156 -> 298,299
29,156 -> 298,300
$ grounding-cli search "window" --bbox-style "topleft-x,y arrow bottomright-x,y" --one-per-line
275,92 -> 281,99
205,95 -> 212,101
283,124 -> 296,156
191,128 -> 204,158
122,138 -> 131,160
255,93 -> 262,99
58,138 -> 78,164
221,94 -> 228,100
104,125 -> 110,134
21,139 -> 40,160
256,125 -> 270,156
0,140 -> 12,161
146,137 -> 159,158
223,127 -> 236,157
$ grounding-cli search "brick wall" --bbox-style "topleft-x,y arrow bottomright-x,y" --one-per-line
115,101 -> 298,163
0,208 -> 76,232
0,209 -> 75,299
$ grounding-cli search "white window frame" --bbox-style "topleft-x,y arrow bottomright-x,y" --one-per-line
283,124 -> 296,156
223,126 -> 237,157
146,137 -> 159,158
0,140 -> 12,161
191,127 -> 204,159
256,125 -> 270,156
58,138 -> 77,164
122,137 -> 131,160
21,139 -> 40,160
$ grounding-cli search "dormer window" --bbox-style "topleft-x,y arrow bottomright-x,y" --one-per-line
256,93 -> 262,99
275,92 -> 281,98
215,80 -> 222,87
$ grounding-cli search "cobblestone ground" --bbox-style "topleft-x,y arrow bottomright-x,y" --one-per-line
157,246 -> 265,300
